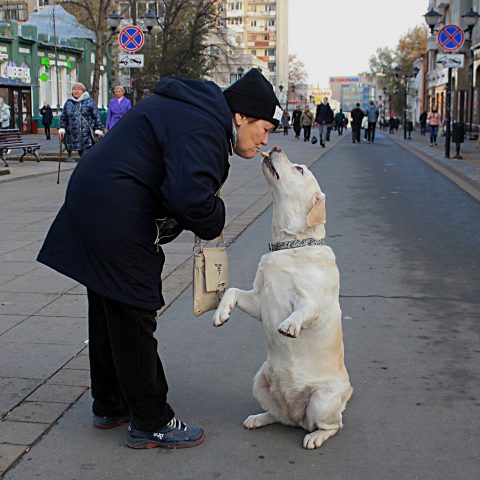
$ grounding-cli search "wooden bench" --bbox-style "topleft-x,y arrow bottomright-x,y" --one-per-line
0,129 -> 41,167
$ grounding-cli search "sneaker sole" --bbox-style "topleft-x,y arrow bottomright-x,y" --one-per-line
126,432 -> 205,450
94,417 -> 129,429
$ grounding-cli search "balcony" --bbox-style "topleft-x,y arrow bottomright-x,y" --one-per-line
246,11 -> 276,17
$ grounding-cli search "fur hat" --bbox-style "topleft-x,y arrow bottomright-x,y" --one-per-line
223,68 -> 282,128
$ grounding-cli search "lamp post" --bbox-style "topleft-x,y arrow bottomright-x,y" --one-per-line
394,66 -> 419,140
382,86 -> 388,128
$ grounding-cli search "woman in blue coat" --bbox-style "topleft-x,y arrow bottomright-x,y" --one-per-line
38,69 -> 282,450
105,85 -> 131,131
58,82 -> 103,158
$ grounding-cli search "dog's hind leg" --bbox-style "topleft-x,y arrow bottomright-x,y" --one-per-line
244,363 -> 294,429
301,384 -> 349,449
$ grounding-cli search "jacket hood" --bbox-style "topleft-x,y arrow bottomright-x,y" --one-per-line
153,77 -> 232,137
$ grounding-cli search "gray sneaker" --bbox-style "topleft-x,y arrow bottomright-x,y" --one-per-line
126,418 -> 205,449
64,156 -> 75,163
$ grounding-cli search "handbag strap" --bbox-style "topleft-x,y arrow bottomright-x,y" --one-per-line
194,188 -> 224,249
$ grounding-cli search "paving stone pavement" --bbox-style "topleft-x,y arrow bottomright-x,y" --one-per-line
0,131 -> 341,476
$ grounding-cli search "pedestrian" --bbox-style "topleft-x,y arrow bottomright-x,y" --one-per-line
326,105 -> 334,141
406,120 -> 413,140
106,85 -> 132,132
394,116 -> 400,132
314,96 -> 333,147
427,106 -> 440,146
58,82 -> 103,162
419,111 -> 427,136
0,95 -> 11,129
350,103 -> 364,144
389,116 -> 395,134
365,100 -> 379,143
37,68 -> 281,450
335,108 -> 346,135
361,115 -> 369,141
39,101 -> 53,140
291,105 -> 302,139
281,110 -> 290,135
300,105 -> 314,142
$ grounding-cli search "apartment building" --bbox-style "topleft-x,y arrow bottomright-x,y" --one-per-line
220,0 -> 288,91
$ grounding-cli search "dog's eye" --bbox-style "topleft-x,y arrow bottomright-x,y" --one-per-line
295,166 -> 304,175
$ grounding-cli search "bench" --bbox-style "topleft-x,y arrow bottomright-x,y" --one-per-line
0,129 -> 41,167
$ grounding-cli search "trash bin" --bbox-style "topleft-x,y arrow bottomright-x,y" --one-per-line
31,119 -> 38,134
452,122 -> 464,143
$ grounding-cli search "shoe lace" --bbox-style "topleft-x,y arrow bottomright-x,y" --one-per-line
166,417 -> 187,431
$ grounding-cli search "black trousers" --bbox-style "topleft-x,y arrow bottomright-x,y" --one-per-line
87,289 -> 174,431
44,125 -> 51,138
303,125 -> 311,141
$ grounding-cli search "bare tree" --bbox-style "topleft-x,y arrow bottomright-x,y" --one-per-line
288,54 -> 307,87
63,0 -> 113,103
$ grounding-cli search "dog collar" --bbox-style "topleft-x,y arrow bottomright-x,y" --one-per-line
268,238 -> 326,252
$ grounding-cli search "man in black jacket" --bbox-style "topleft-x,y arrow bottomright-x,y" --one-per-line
37,69 -> 281,450
314,96 -> 333,147
350,103 -> 365,144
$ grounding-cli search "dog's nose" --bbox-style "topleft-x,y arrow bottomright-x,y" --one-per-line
272,146 -> 282,153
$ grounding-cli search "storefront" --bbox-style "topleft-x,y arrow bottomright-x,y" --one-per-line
0,76 -> 33,132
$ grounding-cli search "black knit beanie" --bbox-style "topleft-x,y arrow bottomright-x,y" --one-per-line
223,68 -> 282,128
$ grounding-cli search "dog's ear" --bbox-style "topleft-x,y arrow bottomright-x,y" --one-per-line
306,193 -> 326,227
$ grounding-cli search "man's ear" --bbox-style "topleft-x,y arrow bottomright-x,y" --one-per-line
306,192 -> 326,227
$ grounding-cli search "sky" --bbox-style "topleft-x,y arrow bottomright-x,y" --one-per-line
288,0 -> 428,87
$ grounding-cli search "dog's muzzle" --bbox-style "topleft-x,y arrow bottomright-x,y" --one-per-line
262,150 -> 280,180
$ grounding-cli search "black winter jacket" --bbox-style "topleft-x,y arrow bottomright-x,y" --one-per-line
315,103 -> 333,124
37,78 -> 233,310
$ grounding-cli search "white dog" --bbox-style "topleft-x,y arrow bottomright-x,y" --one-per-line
213,147 -> 352,449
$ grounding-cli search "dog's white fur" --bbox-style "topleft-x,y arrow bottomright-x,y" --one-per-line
213,147 -> 352,449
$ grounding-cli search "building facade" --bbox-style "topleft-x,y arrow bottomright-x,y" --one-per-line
0,7 -> 111,132
218,0 -> 288,91
423,0 -> 480,132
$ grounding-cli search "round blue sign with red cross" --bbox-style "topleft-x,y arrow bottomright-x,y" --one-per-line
118,25 -> 145,53
437,24 -> 465,52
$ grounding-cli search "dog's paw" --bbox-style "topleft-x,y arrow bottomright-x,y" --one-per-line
303,429 -> 337,449
212,308 -> 230,327
278,318 -> 301,338
243,413 -> 274,429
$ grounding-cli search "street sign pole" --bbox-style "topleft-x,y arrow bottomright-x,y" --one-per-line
445,67 -> 452,158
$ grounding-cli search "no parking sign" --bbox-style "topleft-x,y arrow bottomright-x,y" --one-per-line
118,25 -> 145,53
437,24 -> 465,52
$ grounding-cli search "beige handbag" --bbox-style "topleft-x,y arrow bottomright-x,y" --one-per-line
193,233 -> 229,316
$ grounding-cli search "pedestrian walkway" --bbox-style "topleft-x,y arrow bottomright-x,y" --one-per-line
0,131 -> 342,476
383,128 -> 480,201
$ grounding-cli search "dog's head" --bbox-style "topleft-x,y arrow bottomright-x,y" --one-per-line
261,147 -> 326,242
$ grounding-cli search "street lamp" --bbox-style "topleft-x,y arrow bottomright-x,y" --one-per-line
106,11 -> 123,34
462,8 -> 480,40
423,8 -> 442,34
142,10 -> 158,34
